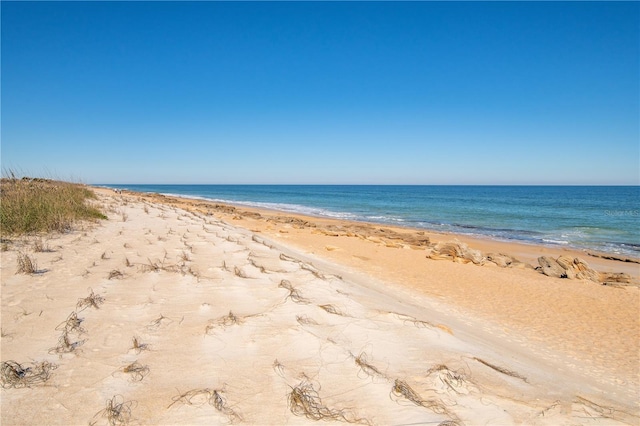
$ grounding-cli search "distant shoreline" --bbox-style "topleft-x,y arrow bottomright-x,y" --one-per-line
97,184 -> 640,264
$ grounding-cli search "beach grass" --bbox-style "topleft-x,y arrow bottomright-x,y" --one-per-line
0,176 -> 106,236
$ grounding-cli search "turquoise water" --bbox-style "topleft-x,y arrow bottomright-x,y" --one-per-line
102,185 -> 639,257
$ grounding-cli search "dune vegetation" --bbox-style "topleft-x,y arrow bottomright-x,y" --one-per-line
0,175 -> 105,236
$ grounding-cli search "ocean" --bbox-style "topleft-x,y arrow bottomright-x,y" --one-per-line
101,185 -> 639,258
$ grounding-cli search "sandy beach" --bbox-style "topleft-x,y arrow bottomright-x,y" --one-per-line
2,188 -> 638,425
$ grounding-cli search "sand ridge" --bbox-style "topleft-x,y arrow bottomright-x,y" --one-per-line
1,190 -> 638,425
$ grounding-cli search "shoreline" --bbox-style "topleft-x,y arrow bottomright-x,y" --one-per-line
106,187 -> 640,277
2,187 -> 638,424
97,184 -> 640,263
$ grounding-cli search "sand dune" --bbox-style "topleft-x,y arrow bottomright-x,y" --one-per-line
1,191 -> 638,425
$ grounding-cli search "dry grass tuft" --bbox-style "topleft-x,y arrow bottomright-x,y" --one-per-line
572,395 -> 630,422
472,357 -> 528,383
108,269 -> 124,280
49,330 -> 85,355
206,311 -> 243,334
425,365 -> 472,395
138,253 -> 187,275
169,388 -> 242,423
76,288 -> 105,311
319,304 -> 346,316
122,361 -> 149,382
147,314 -> 174,330
16,252 -> 38,274
273,359 -> 286,377
130,336 -> 150,353
288,381 -> 370,424
33,238 -> 52,252
279,280 -> 309,304
92,395 -> 135,426
296,315 -> 319,326
1,360 -> 57,388
391,379 -> 448,416
354,352 -> 386,379
55,311 -> 86,335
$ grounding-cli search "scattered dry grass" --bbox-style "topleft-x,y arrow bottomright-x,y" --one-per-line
16,252 -> 38,274
391,379 -> 449,415
288,381 -> 370,424
296,315 -> 319,326
425,365 -> 471,395
1,360 -> 57,388
122,362 -> 149,382
279,280 -> 309,304
76,288 -> 105,311
0,176 -> 106,236
33,238 -> 52,252
572,395 -> 631,422
272,359 -> 286,377
92,395 -> 135,426
472,357 -> 528,383
169,388 -> 241,423
146,314 -> 174,330
55,311 -> 86,335
206,311 -> 242,334
108,269 -> 124,280
319,304 -> 346,316
130,336 -> 150,353
354,352 -> 386,379
49,330 -> 85,355
138,253 -> 188,275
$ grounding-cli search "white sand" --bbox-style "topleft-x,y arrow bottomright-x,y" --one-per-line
1,192 -> 638,425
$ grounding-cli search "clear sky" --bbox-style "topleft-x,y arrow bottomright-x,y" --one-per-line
2,1 -> 638,185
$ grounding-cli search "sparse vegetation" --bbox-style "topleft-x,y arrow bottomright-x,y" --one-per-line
0,175 -> 106,236
130,336 -> 150,353
16,252 -> 38,274
354,352 -> 386,379
169,388 -> 241,422
288,381 -> 369,424
108,269 -> 124,280
33,238 -> 51,252
92,395 -> 135,426
391,379 -> 449,416
279,279 -> 309,304
1,360 -> 57,388
76,288 -> 105,311
122,361 -> 149,382
55,311 -> 86,335
472,357 -> 528,382
49,329 -> 85,355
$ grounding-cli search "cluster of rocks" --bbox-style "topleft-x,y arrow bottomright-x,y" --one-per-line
537,255 -> 632,285
426,241 -> 634,286
426,241 -> 530,269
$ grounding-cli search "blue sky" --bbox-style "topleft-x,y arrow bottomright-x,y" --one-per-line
2,1 -> 638,185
